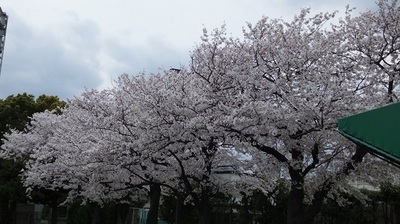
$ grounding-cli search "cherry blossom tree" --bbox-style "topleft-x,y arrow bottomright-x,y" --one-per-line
0,94 -> 65,224
2,1 -> 399,224
114,71 -> 250,224
340,0 -> 400,103
1,90 -> 150,224
188,1 -> 400,224
2,71 -> 247,224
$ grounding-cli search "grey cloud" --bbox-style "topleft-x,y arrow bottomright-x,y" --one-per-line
102,34 -> 190,76
0,13 -> 103,100
0,0 -> 381,100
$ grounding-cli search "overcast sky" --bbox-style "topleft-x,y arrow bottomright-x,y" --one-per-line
0,0 -> 377,100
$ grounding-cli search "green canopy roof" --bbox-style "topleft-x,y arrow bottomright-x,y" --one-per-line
338,102 -> 400,166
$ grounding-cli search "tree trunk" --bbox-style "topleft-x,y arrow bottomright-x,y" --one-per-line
116,203 -> 129,224
286,185 -> 327,224
239,194 -> 251,224
50,195 -> 58,224
286,145 -> 368,224
287,148 -> 307,224
286,182 -> 306,224
198,195 -> 211,224
147,183 -> 161,224
175,194 -> 184,224
91,203 -> 101,224
0,196 -> 10,224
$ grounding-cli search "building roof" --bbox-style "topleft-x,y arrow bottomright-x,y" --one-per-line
338,102 -> 400,167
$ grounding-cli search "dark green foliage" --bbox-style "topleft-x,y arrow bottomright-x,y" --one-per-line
0,93 -> 36,141
318,192 -> 377,224
378,182 -> 400,205
0,158 -> 27,200
316,183 -> 400,224
160,193 -> 198,224
371,182 -> 400,224
0,158 -> 27,224
35,94 -> 66,115
159,183 -> 289,224
67,201 -> 136,224
67,201 -> 92,224
0,93 -> 65,142
237,182 -> 289,224
211,193 -> 238,224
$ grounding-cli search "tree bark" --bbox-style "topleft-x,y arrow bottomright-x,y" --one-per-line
147,183 -> 161,224
239,194 -> 251,224
286,177 -> 306,224
198,194 -> 211,224
91,203 -> 101,224
175,194 -> 184,224
0,196 -> 10,224
286,145 -> 368,224
286,147 -> 307,224
116,203 -> 129,224
50,195 -> 58,224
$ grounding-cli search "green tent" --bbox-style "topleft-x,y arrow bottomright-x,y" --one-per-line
338,102 -> 400,167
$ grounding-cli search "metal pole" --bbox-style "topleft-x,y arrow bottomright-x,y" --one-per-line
0,7 -> 8,77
